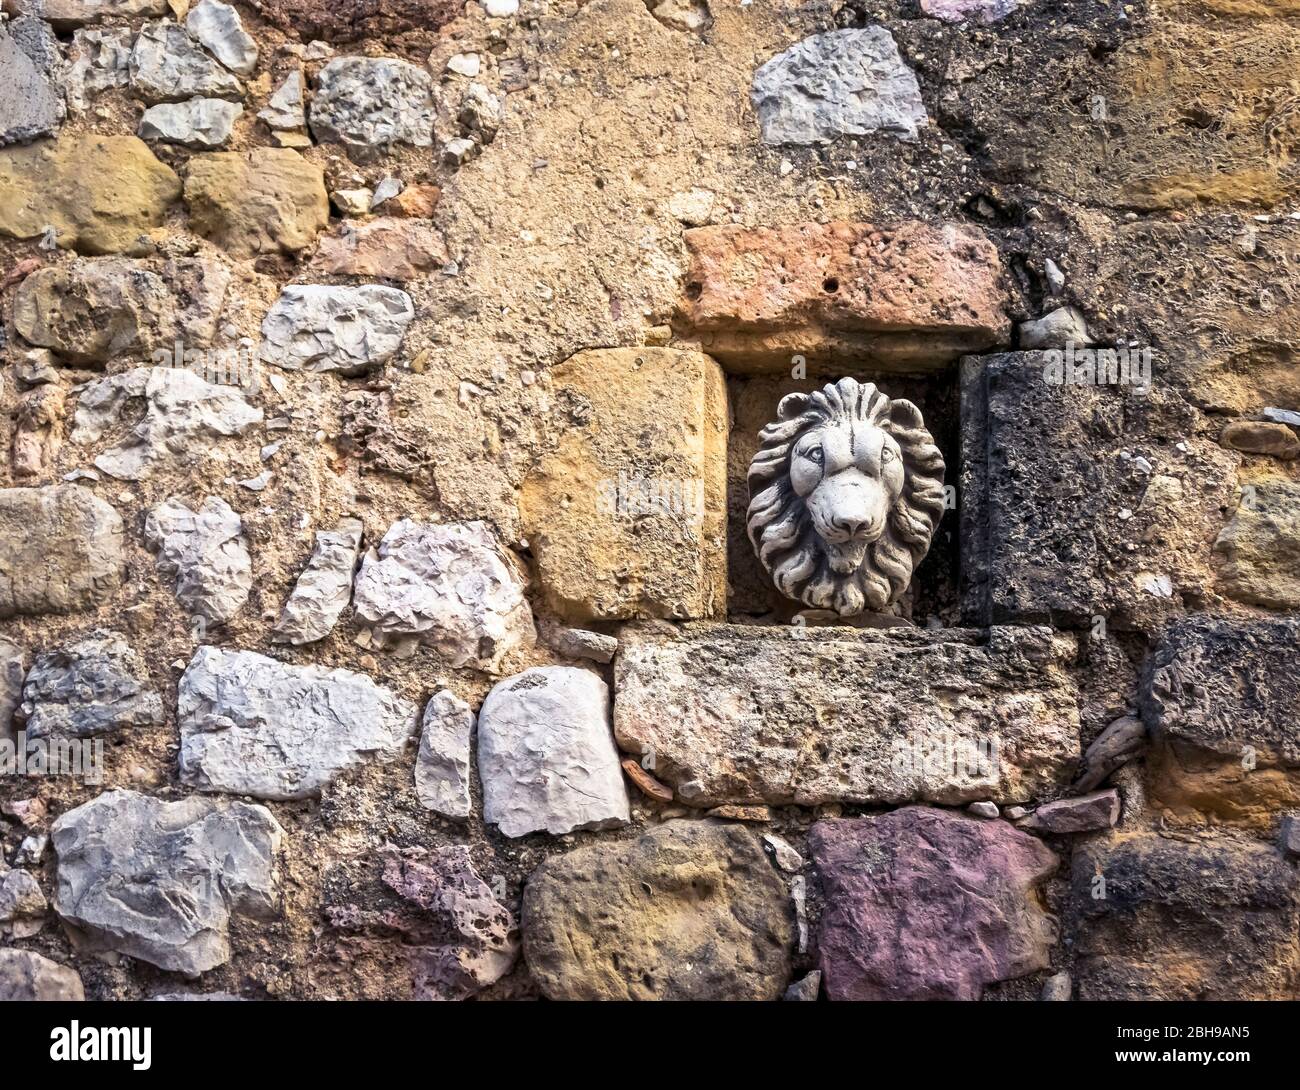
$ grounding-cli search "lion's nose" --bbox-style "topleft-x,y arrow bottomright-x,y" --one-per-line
832,514 -> 870,536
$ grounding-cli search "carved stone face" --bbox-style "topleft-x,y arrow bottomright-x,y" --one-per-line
747,377 -> 945,616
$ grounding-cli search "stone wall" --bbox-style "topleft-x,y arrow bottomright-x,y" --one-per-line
2,0 -> 1299,1002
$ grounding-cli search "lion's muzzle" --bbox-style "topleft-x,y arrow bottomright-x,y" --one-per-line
806,471 -> 890,573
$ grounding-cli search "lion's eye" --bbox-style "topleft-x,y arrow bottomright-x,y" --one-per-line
880,447 -> 895,464
802,446 -> 824,466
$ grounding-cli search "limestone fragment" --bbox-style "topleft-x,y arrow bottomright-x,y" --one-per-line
71,367 -> 263,480
1019,789 -> 1120,833
144,496 -> 252,626
0,949 -> 84,1001
921,0 -> 1018,22
414,690 -> 474,820
0,638 -> 28,741
1019,305 -> 1092,349
178,647 -> 418,800
52,789 -> 282,975
139,97 -> 243,148
309,56 -> 435,159
0,485 -> 124,618
272,518 -> 363,644
1221,420 -> 1300,459
261,284 -> 414,374
352,520 -> 534,671
129,20 -> 243,103
19,630 -> 164,740
522,821 -> 793,1000
478,666 -> 628,837
0,18 -> 65,146
258,70 -> 305,131
751,28 -> 927,145
4,0 -> 166,26
186,0 -> 258,76
61,26 -> 135,111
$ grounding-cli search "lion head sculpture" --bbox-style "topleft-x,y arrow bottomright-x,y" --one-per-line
747,377 -> 946,616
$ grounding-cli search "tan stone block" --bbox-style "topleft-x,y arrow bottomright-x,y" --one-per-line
1214,478 -> 1300,609
313,217 -> 447,280
519,347 -> 728,621
0,135 -> 180,255
676,220 -> 1009,371
184,148 -> 328,258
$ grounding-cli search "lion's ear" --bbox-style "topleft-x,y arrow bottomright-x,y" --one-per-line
777,392 -> 810,420
888,398 -> 925,430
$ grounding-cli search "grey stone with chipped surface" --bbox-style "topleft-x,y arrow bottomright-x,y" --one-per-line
415,690 -> 475,820
178,647 -> 419,800
272,518 -> 363,644
144,496 -> 252,626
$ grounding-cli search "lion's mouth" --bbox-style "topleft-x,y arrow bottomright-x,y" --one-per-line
825,537 -> 871,573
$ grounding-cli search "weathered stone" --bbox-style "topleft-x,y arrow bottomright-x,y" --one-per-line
1075,714 -> 1147,792
129,20 -> 243,103
186,0 -> 257,76
184,148 -> 328,257
272,518 -> 363,644
613,624 -> 1080,808
621,757 -> 674,802
139,97 -> 243,148
251,0 -> 461,42
1040,971 -> 1072,1001
746,377 -> 946,616
538,621 -> 618,663
0,949 -> 83,1001
751,28 -> 927,145
647,0 -> 711,33
1220,420 -> 1300,459
0,20 -> 65,146
1020,789 -> 1120,833
0,638 -> 27,741
352,520 -> 534,671
3,0 -> 166,26
678,222 -> 1008,369
11,382 -> 65,481
1018,305 -> 1092,349
522,821 -> 794,1000
144,497 -> 252,626
327,844 -> 517,1000
414,690 -> 473,820
1141,615 -> 1300,826
52,789 -> 282,975
478,667 -> 628,837
178,647 -> 418,800
71,367 -> 263,480
519,348 -> 728,621
1280,815 -> 1300,860
921,0 -> 1019,22
1070,831 -> 1300,999
960,352 -> 1237,629
783,971 -> 821,1001
19,631 -> 163,740
389,184 -> 439,217
13,257 -> 175,364
762,833 -> 803,872
457,82 -> 500,139
0,869 -> 47,935
61,27 -> 135,112
0,135 -> 180,254
258,70 -> 304,131
260,284 -> 414,375
314,218 -> 448,280
968,800 -> 1000,818
1214,479 -> 1300,609
162,254 -> 230,347
812,808 -> 1058,1000
0,485 -> 124,618
309,56 -> 435,160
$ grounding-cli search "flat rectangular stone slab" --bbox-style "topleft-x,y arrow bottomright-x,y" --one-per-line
613,623 -> 1080,807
